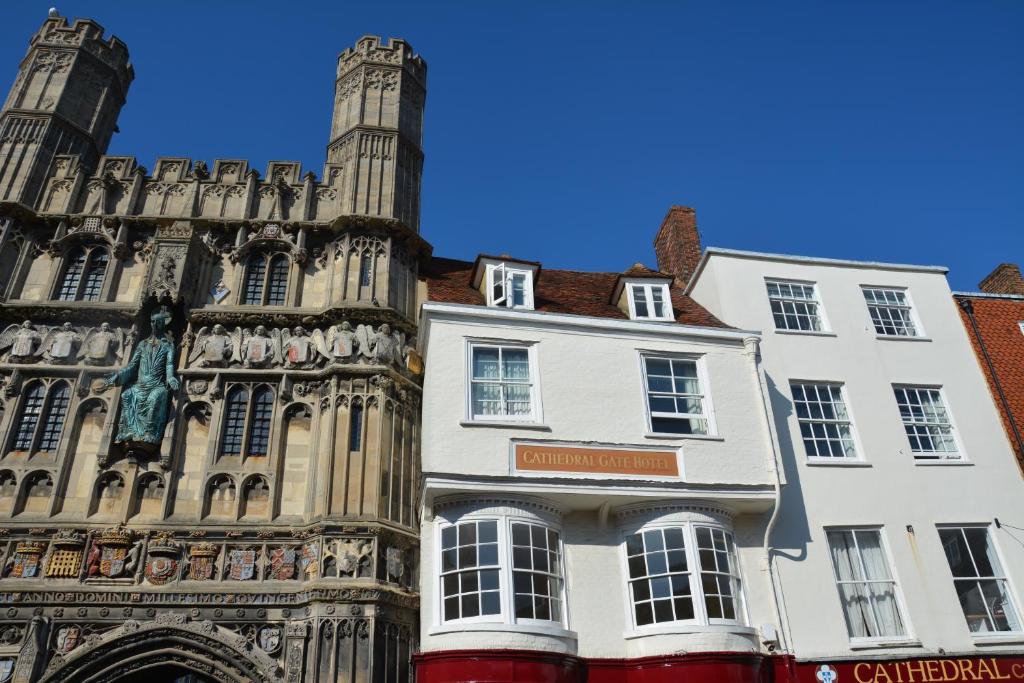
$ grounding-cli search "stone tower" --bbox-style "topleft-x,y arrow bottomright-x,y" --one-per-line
0,13 -> 426,683
0,14 -> 133,206
327,36 -> 426,231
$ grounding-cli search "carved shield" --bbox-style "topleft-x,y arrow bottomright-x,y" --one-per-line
50,334 -> 74,359
145,556 -> 178,585
55,626 -> 80,654
247,339 -> 269,363
203,335 -> 227,361
0,658 -> 13,683
269,547 -> 296,580
286,338 -> 309,364
229,549 -> 256,581
86,335 -> 112,361
188,556 -> 215,581
11,553 -> 40,578
300,544 -> 320,579
258,626 -> 281,653
100,546 -> 127,577
386,547 -> 404,582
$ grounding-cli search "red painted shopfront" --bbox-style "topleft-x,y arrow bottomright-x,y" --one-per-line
415,650 -> 1024,683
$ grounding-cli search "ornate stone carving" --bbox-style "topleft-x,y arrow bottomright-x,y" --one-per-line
3,541 -> 47,578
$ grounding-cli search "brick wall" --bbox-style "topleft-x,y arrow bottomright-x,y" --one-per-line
979,263 -> 1024,295
653,206 -> 702,288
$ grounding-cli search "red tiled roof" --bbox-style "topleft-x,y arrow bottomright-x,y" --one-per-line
423,257 -> 730,329
956,293 -> 1024,472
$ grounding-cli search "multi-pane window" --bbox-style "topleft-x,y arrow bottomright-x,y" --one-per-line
826,529 -> 907,639
863,287 -> 919,337
438,515 -> 566,626
893,386 -> 957,457
487,264 -> 534,310
219,385 -> 274,458
791,382 -> 857,458
9,381 -> 71,454
511,522 -> 563,622
440,520 -> 501,621
629,284 -> 673,321
642,356 -> 709,435
56,246 -> 108,302
939,527 -> 1021,633
766,280 -> 824,332
470,344 -> 534,420
241,252 -> 289,305
624,524 -> 742,628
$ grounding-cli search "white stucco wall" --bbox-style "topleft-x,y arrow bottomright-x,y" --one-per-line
689,250 -> 1024,660
417,303 -> 783,658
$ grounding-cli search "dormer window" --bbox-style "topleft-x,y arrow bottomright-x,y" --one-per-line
628,283 -> 673,321
486,263 -> 534,310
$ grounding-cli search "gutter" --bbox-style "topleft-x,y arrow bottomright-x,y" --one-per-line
956,297 -> 1024,474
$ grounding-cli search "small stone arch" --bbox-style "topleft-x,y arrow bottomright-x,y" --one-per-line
15,469 -> 53,516
38,616 -> 280,683
239,474 -> 271,519
0,469 -> 16,515
203,474 -> 237,520
89,471 -> 126,517
130,471 -> 166,520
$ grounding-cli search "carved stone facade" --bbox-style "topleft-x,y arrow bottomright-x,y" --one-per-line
0,13 -> 425,683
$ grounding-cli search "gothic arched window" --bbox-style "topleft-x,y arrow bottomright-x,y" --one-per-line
11,380 -> 72,454
56,245 -> 109,302
241,251 -> 289,305
0,240 -> 22,297
219,384 -> 274,459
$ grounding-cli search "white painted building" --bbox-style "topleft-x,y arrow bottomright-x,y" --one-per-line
414,243 -> 789,681
688,246 -> 1024,667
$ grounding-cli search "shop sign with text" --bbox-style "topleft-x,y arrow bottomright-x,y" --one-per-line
799,657 -> 1024,683
511,441 -> 681,479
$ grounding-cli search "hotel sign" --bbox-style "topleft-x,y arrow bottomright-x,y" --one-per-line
799,657 -> 1024,683
512,442 -> 680,478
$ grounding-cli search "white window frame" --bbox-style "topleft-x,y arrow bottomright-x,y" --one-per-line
892,384 -> 962,460
638,353 -> 716,437
486,263 -> 534,310
861,286 -> 924,338
434,510 -> 568,630
824,526 -> 915,645
1018,321 -> 1024,337
617,516 -> 747,633
765,278 -> 829,333
937,524 -> 1023,637
790,380 -> 862,462
627,282 -> 674,321
465,340 -> 542,424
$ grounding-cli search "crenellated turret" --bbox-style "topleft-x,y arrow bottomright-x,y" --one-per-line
0,13 -> 133,207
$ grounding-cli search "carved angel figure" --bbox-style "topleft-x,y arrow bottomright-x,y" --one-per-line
0,321 -> 42,362
281,326 -> 323,369
38,322 -> 80,363
356,323 -> 405,366
79,322 -> 127,366
238,325 -> 279,368
324,321 -> 358,363
187,324 -> 234,368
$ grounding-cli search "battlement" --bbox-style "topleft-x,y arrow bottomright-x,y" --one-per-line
337,35 -> 426,86
28,13 -> 133,87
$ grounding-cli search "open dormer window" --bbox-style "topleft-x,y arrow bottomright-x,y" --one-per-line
486,263 -> 533,310
628,283 -> 673,321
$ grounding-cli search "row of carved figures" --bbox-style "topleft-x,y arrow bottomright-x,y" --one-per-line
187,322 -> 416,370
0,321 -> 129,366
0,528 -> 413,588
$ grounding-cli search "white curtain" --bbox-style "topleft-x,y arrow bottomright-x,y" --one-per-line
828,530 -> 905,638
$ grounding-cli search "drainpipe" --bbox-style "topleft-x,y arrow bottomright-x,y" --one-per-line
743,336 -> 793,655
957,297 -> 1024,472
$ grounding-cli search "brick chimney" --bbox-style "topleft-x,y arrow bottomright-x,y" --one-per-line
979,264 -> 1024,295
654,206 -> 702,288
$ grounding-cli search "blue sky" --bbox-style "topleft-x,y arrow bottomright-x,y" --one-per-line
2,1 -> 1021,290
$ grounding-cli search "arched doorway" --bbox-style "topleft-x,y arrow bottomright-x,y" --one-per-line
115,665 -> 216,683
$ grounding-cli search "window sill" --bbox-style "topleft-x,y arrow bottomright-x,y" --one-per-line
623,623 -> 757,640
971,633 -> 1024,646
644,433 -> 723,442
875,335 -> 932,343
914,458 -> 971,466
805,458 -> 872,467
459,420 -> 551,431
848,638 -> 922,650
774,329 -> 837,338
429,622 -> 577,640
